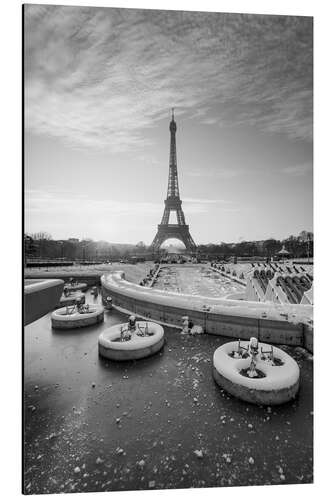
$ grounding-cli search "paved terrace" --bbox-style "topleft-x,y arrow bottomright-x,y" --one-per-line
24,262 -> 153,286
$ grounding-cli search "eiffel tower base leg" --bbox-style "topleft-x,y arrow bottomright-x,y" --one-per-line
150,224 -> 196,253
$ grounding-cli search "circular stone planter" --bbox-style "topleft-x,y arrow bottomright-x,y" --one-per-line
59,292 -> 85,307
98,321 -> 164,361
65,282 -> 88,292
213,341 -> 300,405
51,304 -> 104,330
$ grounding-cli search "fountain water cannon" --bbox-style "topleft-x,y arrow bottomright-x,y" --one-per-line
181,316 -> 190,334
77,302 -> 89,314
233,339 -> 248,359
120,325 -> 131,342
136,321 -> 150,337
128,315 -> 137,332
65,304 -> 76,315
261,345 -> 275,365
247,337 -> 259,378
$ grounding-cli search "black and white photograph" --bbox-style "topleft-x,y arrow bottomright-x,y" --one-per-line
23,2 -> 313,495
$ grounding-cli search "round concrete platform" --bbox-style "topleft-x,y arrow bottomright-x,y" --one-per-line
213,341 -> 300,405
51,304 -> 104,329
59,292 -> 85,307
65,282 -> 88,292
98,321 -> 164,360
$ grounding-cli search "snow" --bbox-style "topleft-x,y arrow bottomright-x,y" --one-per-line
194,449 -> 204,458
152,265 -> 245,298
213,341 -> 300,391
301,285 -> 313,305
24,278 -> 64,294
98,321 -> 164,351
101,271 -> 313,325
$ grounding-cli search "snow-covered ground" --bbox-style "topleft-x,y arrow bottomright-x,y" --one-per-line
152,265 -> 245,298
223,261 -> 313,279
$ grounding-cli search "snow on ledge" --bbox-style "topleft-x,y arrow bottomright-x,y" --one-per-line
24,279 -> 64,295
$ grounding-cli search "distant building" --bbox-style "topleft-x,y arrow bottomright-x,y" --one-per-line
276,245 -> 290,260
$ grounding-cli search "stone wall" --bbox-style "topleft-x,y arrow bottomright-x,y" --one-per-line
24,279 -> 64,325
25,273 -> 101,286
303,324 -> 314,353
101,273 -> 311,349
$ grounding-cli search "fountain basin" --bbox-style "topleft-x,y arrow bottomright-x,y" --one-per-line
213,341 -> 300,405
51,304 -> 104,329
98,321 -> 164,360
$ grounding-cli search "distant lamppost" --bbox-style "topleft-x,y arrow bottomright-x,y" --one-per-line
58,241 -> 64,260
307,233 -> 312,264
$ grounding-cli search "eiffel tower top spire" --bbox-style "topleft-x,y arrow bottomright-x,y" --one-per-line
167,107 -> 179,198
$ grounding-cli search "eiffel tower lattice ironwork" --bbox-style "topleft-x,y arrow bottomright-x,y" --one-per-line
151,109 -> 196,252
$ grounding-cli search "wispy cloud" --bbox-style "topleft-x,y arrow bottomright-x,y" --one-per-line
186,168 -> 247,179
183,197 -> 229,204
25,190 -> 235,221
282,162 -> 313,176
25,6 -> 312,151
25,189 -> 161,217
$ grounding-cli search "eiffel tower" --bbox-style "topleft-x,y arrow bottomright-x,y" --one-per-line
151,109 -> 196,252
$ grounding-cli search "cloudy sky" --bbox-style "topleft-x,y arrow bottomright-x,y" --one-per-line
24,5 -> 313,244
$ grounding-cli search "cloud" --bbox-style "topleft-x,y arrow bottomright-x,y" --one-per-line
25,6 -> 312,151
25,190 -> 235,222
186,168 -> 246,179
282,162 -> 313,176
25,189 -> 161,217
183,197 -> 229,204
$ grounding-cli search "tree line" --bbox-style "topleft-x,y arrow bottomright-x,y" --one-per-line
24,230 -> 313,262
24,233 -> 141,262
196,231 -> 313,259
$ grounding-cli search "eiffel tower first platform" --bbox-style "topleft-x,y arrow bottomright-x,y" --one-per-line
150,109 -> 196,253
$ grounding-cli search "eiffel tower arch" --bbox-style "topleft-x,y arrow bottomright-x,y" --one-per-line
151,109 -> 196,253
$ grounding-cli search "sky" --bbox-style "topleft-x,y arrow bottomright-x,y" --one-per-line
24,5 -> 313,245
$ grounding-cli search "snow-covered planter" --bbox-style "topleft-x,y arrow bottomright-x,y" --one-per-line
213,340 -> 300,405
65,282 -> 88,292
59,291 -> 85,307
98,321 -> 164,361
51,304 -> 104,329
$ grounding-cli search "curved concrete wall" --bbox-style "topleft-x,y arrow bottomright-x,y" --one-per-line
25,272 -> 100,286
304,324 -> 313,353
24,279 -> 64,325
101,272 -> 313,350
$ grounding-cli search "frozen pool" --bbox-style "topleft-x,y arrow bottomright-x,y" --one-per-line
152,264 -> 245,298
23,288 -> 313,494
